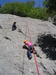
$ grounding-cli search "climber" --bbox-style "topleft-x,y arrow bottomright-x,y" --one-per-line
22,40 -> 37,59
12,21 -> 17,31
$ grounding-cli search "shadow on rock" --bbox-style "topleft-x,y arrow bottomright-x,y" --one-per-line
22,45 -> 28,50
35,34 -> 56,60
4,36 -> 11,41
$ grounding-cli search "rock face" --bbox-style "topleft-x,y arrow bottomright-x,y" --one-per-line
0,14 -> 56,75
48,15 -> 56,25
53,15 -> 56,25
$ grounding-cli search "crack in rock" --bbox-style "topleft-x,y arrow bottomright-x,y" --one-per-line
4,36 -> 11,41
18,29 -> 28,38
43,70 -> 51,75
40,62 -> 46,69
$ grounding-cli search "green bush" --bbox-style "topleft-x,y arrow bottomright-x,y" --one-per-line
0,0 -> 55,20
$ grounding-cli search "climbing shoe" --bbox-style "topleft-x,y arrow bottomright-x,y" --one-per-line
29,56 -> 32,59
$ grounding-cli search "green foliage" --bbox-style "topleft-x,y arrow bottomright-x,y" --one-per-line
0,0 -> 35,15
27,7 -> 41,18
28,7 -> 48,20
43,0 -> 56,13
31,0 -> 35,7
0,4 -> 1,8
0,4 -> 2,13
1,3 -> 15,14
41,8 -> 48,20
0,0 -> 55,20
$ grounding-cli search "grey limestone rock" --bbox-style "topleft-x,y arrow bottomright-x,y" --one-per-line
0,14 -> 56,75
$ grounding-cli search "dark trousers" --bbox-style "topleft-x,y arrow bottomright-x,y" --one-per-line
12,26 -> 17,31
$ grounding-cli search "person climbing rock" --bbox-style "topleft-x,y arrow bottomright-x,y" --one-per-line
12,21 -> 17,31
22,40 -> 37,59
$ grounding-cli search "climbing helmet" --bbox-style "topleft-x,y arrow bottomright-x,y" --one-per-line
24,40 -> 27,43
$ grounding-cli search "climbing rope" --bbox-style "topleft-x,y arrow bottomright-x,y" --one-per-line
0,18 -> 13,43
26,18 -> 40,75
0,17 -> 18,43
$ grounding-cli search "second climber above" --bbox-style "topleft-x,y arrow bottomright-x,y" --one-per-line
12,21 -> 17,31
